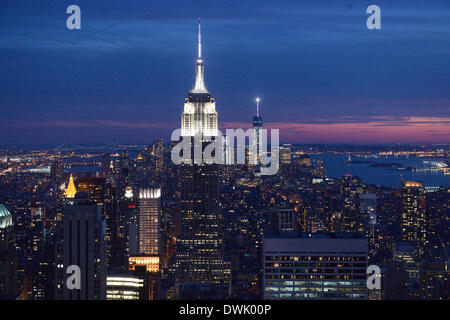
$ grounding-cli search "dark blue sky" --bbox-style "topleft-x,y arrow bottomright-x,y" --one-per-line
1,0 -> 449,146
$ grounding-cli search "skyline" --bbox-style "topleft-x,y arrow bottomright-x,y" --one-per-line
1,0 -> 449,146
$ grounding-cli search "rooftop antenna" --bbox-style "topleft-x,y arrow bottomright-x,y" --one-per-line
256,97 -> 260,117
198,17 -> 202,59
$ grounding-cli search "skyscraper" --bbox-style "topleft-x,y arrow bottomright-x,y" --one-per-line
279,145 -> 291,165
279,145 -> 292,176
55,199 -> 106,300
124,188 -> 163,299
50,160 -> 64,184
64,174 -> 77,199
138,188 -> 161,257
359,193 -> 377,226
101,153 -> 111,178
359,193 -> 377,261
152,139 -> 164,178
400,180 -> 426,257
176,21 -> 225,287
252,98 -> 263,166
105,183 -> 120,267
76,177 -> 106,205
358,193 -> 377,236
0,204 -> 16,298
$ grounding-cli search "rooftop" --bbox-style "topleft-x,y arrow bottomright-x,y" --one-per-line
0,204 -> 12,229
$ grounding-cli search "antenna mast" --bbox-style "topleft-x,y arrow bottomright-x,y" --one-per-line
198,17 -> 202,58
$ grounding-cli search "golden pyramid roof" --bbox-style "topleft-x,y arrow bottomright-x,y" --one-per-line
64,174 -> 77,198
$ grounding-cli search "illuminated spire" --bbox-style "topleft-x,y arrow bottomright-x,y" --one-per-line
198,17 -> 202,59
256,98 -> 260,117
64,173 -> 77,198
192,18 -> 208,93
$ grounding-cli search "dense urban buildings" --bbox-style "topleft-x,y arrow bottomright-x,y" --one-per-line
0,141 -> 448,300
0,16 -> 448,303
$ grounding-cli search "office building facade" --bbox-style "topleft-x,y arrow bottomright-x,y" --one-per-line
263,233 -> 368,299
55,200 -> 106,300
138,188 -> 161,256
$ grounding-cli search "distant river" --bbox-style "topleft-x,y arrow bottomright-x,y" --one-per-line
311,154 -> 450,188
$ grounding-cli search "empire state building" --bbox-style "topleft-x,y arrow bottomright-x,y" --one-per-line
176,22 -> 225,288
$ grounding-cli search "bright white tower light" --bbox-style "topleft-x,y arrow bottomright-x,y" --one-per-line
181,19 -> 218,138
256,97 -> 260,117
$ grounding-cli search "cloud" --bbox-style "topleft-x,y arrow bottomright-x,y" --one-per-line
3,115 -> 450,144
223,116 -> 450,143
10,120 -> 176,129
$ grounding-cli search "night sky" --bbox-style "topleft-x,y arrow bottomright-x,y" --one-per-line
1,0 -> 449,146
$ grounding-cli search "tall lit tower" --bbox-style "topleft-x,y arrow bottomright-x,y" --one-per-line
176,20 -> 225,287
138,188 -> 161,256
401,180 -> 426,257
181,20 -> 218,138
252,98 -> 263,165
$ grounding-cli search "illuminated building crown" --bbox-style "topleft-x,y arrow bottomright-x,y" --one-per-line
181,19 -> 218,138
64,173 -> 77,198
0,204 -> 12,229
